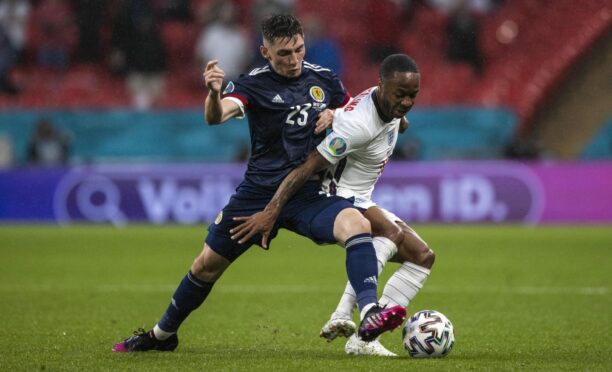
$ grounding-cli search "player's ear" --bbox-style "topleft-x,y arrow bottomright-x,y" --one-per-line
260,45 -> 270,61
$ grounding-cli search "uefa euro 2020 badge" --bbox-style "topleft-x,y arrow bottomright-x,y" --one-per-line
222,81 -> 235,95
328,137 -> 347,156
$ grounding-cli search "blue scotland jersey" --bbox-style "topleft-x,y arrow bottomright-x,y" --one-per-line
221,61 -> 350,190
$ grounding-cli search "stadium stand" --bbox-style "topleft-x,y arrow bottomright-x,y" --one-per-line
0,1 -> 609,115
0,0 -> 610,162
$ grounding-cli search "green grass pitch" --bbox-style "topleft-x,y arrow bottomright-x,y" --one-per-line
0,225 -> 611,371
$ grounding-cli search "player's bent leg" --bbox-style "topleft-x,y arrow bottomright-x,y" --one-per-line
345,334 -> 397,357
380,221 -> 434,309
113,244 -> 231,352
329,208 -> 407,342
390,221 -> 435,269
332,208 -> 379,311
320,236 -> 398,342
363,206 -> 403,246
332,208 -> 405,339
364,206 -> 435,268
332,207 -> 372,244
190,244 -> 232,282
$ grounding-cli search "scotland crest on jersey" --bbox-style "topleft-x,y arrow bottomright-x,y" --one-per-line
310,86 -> 327,111
310,86 -> 325,102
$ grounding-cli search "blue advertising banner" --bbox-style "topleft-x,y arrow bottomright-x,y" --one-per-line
1,162 -> 611,224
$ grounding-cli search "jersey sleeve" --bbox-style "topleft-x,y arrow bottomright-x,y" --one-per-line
220,77 -> 251,119
327,73 -> 351,109
317,110 -> 371,165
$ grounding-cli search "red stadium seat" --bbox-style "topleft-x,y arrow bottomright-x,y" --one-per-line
3,0 -> 610,117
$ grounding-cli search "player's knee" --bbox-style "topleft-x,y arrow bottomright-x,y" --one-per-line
379,223 -> 403,246
397,235 -> 435,269
421,248 -> 436,269
191,256 -> 218,282
190,246 -> 230,283
417,245 -> 435,269
334,208 -> 372,242
346,210 -> 371,234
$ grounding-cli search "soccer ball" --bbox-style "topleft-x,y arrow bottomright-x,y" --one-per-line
403,310 -> 455,358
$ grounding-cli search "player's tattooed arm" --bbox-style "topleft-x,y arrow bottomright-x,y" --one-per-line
314,109 -> 335,135
231,151 -> 331,248
267,151 -> 329,214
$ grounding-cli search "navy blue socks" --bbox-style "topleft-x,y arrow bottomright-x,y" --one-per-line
345,233 -> 378,311
157,271 -> 214,333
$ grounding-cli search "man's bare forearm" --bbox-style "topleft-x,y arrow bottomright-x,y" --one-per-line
265,151 -> 330,215
204,91 -> 223,125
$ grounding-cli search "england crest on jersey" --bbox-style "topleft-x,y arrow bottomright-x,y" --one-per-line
387,130 -> 395,146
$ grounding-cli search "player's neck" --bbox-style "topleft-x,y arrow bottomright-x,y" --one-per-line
372,89 -> 393,123
269,62 -> 303,81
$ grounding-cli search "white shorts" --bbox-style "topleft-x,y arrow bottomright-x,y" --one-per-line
353,198 -> 402,223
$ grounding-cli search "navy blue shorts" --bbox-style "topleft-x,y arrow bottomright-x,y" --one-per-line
206,180 -> 354,262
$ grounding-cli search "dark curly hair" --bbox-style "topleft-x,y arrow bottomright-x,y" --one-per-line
261,14 -> 304,43
380,54 -> 419,81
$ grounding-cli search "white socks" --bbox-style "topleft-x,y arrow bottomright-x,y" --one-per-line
332,236 -> 431,319
334,237 -> 398,318
379,261 -> 430,308
359,303 -> 376,320
153,324 -> 175,340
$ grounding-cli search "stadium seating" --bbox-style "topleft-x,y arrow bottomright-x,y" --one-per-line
0,0 -> 609,133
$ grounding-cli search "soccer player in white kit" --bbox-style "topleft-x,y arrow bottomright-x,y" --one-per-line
231,54 -> 434,356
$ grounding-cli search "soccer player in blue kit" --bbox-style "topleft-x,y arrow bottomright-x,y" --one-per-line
113,14 -> 405,353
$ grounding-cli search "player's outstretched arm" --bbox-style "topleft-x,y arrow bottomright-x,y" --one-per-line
203,60 -> 242,125
231,150 -> 331,248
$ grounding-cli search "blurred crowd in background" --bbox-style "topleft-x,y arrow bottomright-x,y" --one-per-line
0,0 -> 610,167
0,0 -> 502,106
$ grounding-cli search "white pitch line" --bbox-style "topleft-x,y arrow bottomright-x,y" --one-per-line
423,285 -> 610,296
0,284 -> 608,296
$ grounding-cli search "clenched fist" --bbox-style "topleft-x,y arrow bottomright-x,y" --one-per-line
203,60 -> 225,94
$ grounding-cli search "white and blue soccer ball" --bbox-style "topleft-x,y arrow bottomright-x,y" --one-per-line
403,310 -> 455,358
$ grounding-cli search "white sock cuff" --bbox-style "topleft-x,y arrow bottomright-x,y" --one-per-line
153,324 -> 175,340
372,236 -> 398,262
359,303 -> 376,320
401,261 -> 431,276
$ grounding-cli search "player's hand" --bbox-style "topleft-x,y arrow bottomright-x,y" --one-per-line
230,210 -> 277,249
203,60 -> 225,94
314,109 -> 335,135
399,117 -> 410,134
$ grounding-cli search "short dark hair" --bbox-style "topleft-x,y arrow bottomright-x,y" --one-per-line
379,54 -> 419,80
261,14 -> 304,43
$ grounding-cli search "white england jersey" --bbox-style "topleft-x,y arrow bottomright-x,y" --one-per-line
317,87 -> 400,209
